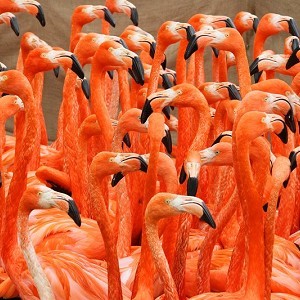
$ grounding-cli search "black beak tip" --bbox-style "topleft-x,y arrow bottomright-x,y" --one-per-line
200,202 -> 216,229
225,18 -> 236,29
276,123 -> 288,144
292,38 -> 300,51
53,66 -> 60,78
107,70 -> 114,80
249,57 -> 260,75
10,17 -> 20,36
285,109 -> 296,133
286,49 -> 300,70
227,84 -> 241,100
130,7 -> 139,26
179,165 -> 187,184
104,8 -> 116,28
129,56 -> 144,85
162,106 -> 171,120
35,5 -> 46,27
254,71 -> 263,83
111,172 -> 124,187
161,130 -> 172,154
140,100 -> 153,124
81,78 -> 90,100
161,73 -> 173,89
212,47 -> 219,58
138,156 -> 148,173
68,200 -> 81,227
184,36 -> 198,60
187,176 -> 198,196
186,25 -> 196,42
150,42 -> 156,59
122,133 -> 131,148
288,18 -> 300,38
253,17 -> 259,32
289,150 -> 298,172
70,54 -> 85,79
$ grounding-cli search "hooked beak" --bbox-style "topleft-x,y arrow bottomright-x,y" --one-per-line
286,47 -> 300,69
226,84 -> 241,100
161,129 -> 172,154
149,42 -> 156,59
187,177 -> 198,196
288,18 -> 300,38
199,201 -> 216,228
225,18 -> 236,29
289,150 -> 299,172
32,3 -> 46,27
161,73 -> 173,89
284,108 -> 296,133
161,55 -> 167,70
253,17 -> 259,32
103,7 -> 116,27
211,132 -> 232,146
67,200 -> 81,227
111,155 -> 148,187
122,132 -> 131,148
53,66 -> 60,78
81,78 -> 90,100
184,34 -> 199,60
70,54 -> 85,79
128,56 -> 144,85
9,15 -> 20,36
130,7 -> 139,26
179,165 -> 187,184
292,38 -> 300,51
249,57 -> 260,75
140,99 -> 153,124
211,47 -> 219,58
185,25 -> 196,42
274,119 -> 288,144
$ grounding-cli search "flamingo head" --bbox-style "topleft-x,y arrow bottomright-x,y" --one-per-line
0,12 -> 19,36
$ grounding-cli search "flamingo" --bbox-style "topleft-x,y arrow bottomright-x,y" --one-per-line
0,0 -> 45,26
145,192 -> 215,300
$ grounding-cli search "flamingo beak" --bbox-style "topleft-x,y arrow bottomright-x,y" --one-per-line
289,150 -> 298,172
128,56 -> 144,85
130,7 -> 139,26
118,38 -> 128,49
111,155 -> 148,187
81,78 -> 90,100
161,129 -> 172,154
67,200 -> 81,227
179,165 -> 187,184
70,54 -> 85,79
107,70 -> 114,79
199,201 -> 216,229
9,15 -> 20,36
53,66 -> 60,78
122,132 -> 131,148
33,3 -> 46,27
249,57 -> 260,75
275,120 -> 288,144
211,47 -> 219,58
288,18 -> 300,38
161,73 -> 173,89
254,71 -> 263,83
184,35 -> 199,60
161,55 -> 167,70
226,84 -> 241,100
253,17 -> 259,32
185,25 -> 196,42
286,47 -> 300,69
149,42 -> 156,59
292,38 -> 300,51
225,18 -> 236,29
285,108 -> 296,133
140,99 -> 153,123
103,7 -> 116,28
187,176 -> 198,196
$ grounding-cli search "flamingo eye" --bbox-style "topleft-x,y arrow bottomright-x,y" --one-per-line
215,150 -> 220,155
264,97 -> 268,102
165,199 -> 170,204
225,33 -> 229,37
37,191 -> 42,196
177,90 -> 182,95
41,53 -> 46,58
285,91 -> 291,97
0,75 -> 8,81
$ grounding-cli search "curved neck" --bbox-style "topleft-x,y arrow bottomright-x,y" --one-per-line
176,40 -> 188,84
233,130 -> 265,298
195,49 -> 205,87
70,22 -> 83,50
253,32 -> 267,58
18,206 -> 55,300
90,66 -> 114,150
234,49 -> 252,97
145,216 -> 179,300
88,173 -> 123,300
147,43 -> 167,96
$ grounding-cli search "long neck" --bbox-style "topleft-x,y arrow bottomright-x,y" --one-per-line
176,40 -> 188,84
70,22 -> 83,51
18,207 -> 55,300
145,216 -> 179,300
235,49 -> 252,97
90,66 -> 114,150
233,132 -> 265,298
253,32 -> 267,59
147,43 -> 167,96
88,173 -> 123,300
118,70 -> 131,113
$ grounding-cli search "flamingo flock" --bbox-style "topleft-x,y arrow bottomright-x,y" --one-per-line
0,0 -> 300,299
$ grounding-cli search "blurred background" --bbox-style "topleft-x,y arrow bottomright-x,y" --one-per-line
0,0 -> 298,140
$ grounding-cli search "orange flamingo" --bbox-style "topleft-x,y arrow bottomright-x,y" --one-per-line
0,0 -> 45,26
69,5 -> 115,52
145,192 -> 215,300
234,11 -> 259,35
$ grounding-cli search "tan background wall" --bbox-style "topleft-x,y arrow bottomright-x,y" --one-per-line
0,0 -> 298,140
